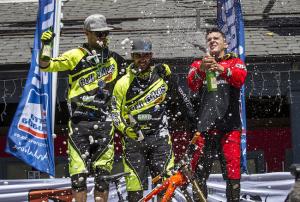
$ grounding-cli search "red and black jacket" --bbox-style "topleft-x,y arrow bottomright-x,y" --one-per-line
187,53 -> 247,132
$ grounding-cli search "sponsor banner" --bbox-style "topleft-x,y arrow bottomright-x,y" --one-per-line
217,0 -> 248,173
5,0 -> 56,176
0,173 -> 294,202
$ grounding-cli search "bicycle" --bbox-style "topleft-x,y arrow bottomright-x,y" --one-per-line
99,172 -> 130,202
139,132 -> 207,202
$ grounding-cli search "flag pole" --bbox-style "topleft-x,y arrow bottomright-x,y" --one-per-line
49,0 -> 62,178
51,0 -> 62,132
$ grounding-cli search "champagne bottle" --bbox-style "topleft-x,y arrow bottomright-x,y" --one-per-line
128,114 -> 144,141
40,29 -> 55,61
206,70 -> 217,92
40,41 -> 52,61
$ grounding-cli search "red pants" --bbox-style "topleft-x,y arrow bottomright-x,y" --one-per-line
191,130 -> 241,180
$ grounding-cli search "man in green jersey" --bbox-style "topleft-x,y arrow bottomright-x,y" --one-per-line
111,38 -> 197,201
39,14 -> 126,202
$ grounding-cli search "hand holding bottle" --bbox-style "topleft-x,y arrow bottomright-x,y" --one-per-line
201,53 -> 218,91
41,30 -> 55,44
201,53 -> 224,73
128,114 -> 144,142
40,30 -> 56,62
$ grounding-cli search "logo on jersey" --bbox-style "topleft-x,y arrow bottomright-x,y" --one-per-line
145,85 -> 167,104
78,73 -> 95,87
129,84 -> 167,111
78,64 -> 115,87
235,63 -> 246,69
137,114 -> 152,121
96,64 -> 115,79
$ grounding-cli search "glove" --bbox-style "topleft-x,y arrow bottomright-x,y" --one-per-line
41,30 -> 55,44
125,127 -> 138,140
155,64 -> 170,78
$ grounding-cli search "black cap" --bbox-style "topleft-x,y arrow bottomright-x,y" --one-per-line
131,39 -> 152,53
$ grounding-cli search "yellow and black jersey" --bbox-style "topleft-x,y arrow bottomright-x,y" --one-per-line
41,44 -> 127,121
111,63 -> 197,135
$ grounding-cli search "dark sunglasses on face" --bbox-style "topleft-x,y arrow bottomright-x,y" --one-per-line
132,53 -> 152,58
93,31 -> 109,38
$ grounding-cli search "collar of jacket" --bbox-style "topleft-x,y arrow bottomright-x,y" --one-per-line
81,43 -> 109,56
129,63 -> 154,80
216,52 -> 238,62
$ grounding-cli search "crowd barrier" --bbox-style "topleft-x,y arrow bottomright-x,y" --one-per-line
0,172 -> 294,202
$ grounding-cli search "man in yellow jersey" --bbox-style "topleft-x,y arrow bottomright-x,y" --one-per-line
39,14 -> 127,202
111,38 -> 197,201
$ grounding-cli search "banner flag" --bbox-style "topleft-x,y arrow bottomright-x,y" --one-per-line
217,0 -> 248,172
5,0 -> 57,176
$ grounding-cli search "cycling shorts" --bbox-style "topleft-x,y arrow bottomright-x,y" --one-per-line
122,127 -> 175,191
68,120 -> 115,177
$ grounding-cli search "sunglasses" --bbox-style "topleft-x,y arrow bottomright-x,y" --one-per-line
132,53 -> 152,58
93,31 -> 109,38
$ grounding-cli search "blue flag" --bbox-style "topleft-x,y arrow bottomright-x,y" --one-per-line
217,0 -> 248,173
5,0 -> 57,176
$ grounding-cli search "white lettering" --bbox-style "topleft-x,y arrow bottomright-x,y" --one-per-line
41,71 -> 49,85
14,145 -> 48,161
13,133 -> 47,147
44,0 -> 54,14
31,76 -> 41,88
33,1 -> 53,88
42,13 -> 54,30
145,85 -> 167,103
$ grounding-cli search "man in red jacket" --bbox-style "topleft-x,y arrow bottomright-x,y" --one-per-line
187,28 -> 247,202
